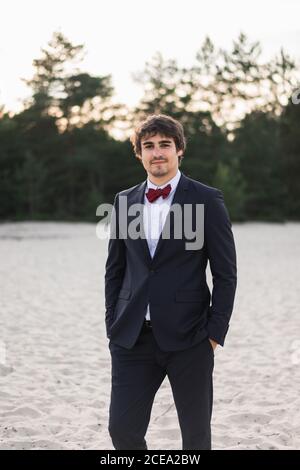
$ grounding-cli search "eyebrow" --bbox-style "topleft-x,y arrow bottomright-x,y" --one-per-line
142,139 -> 172,146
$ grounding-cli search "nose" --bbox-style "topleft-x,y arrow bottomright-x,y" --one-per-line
152,146 -> 162,158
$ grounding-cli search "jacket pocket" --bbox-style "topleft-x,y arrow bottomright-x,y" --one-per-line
175,289 -> 204,302
206,337 -> 215,356
118,288 -> 131,300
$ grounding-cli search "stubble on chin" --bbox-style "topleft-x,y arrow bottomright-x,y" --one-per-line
150,166 -> 167,177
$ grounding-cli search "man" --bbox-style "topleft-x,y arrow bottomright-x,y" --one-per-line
105,114 -> 237,450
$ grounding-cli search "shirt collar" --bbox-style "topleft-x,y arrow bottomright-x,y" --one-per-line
146,169 -> 181,192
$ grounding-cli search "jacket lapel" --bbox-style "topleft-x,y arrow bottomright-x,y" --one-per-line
127,180 -> 152,265
152,173 -> 189,262
126,173 -> 190,265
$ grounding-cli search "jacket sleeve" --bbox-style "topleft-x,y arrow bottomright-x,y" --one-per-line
204,190 -> 237,346
104,193 -> 126,338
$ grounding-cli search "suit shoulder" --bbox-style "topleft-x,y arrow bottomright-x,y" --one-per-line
184,175 -> 222,201
116,182 -> 145,198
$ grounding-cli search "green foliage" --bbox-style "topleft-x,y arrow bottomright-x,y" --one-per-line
280,94 -> 300,219
0,31 -> 299,222
232,112 -> 285,221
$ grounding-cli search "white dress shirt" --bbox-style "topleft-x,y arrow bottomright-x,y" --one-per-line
144,170 -> 181,320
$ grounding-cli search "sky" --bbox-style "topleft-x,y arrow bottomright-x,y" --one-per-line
1,0 -> 300,113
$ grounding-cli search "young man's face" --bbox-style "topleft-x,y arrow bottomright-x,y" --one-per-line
137,133 -> 183,182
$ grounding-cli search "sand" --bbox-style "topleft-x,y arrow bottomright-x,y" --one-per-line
0,221 -> 299,450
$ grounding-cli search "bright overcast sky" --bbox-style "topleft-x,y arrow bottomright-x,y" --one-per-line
1,0 -> 299,112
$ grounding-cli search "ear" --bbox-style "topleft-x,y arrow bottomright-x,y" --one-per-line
177,149 -> 183,157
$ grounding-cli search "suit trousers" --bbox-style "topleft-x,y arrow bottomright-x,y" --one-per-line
108,322 -> 214,450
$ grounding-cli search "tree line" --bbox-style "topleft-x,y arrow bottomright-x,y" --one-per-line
0,31 -> 299,222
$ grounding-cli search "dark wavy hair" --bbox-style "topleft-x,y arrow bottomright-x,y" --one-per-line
130,114 -> 186,165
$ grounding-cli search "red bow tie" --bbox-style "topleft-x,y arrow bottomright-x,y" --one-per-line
146,184 -> 171,203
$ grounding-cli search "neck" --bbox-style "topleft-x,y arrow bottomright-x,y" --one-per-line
147,169 -> 178,187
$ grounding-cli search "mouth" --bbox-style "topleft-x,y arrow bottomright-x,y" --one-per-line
152,161 -> 165,164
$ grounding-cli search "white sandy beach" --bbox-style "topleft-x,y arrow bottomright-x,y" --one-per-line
0,221 -> 299,450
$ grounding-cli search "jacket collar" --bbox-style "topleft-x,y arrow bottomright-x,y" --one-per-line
128,172 -> 190,264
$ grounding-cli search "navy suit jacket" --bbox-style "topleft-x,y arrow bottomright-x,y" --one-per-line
104,172 -> 237,351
